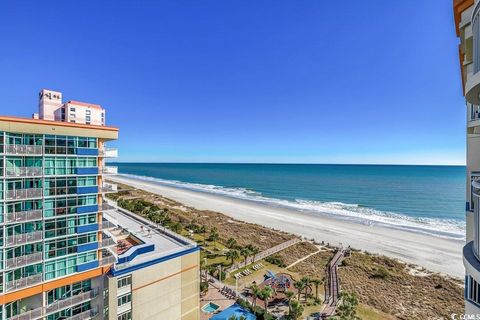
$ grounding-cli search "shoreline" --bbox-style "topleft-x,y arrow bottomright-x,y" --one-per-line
111,175 -> 465,278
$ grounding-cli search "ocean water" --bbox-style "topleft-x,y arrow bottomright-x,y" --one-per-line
113,163 -> 466,240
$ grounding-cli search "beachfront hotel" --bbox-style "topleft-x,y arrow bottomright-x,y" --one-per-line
454,0 -> 480,313
0,89 -> 200,319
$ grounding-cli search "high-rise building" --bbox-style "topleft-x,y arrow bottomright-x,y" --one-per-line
454,0 -> 480,314
0,90 -> 200,320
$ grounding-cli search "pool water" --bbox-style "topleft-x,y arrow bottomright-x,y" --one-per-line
201,302 -> 220,313
209,303 -> 256,320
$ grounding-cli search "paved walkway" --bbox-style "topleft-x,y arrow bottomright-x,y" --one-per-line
226,237 -> 302,273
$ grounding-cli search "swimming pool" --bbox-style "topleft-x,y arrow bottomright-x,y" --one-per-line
201,302 -> 220,313
209,303 -> 256,320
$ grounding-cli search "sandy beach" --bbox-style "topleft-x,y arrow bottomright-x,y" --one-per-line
111,175 -> 464,278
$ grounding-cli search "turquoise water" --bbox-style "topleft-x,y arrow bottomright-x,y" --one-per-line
201,302 -> 220,313
208,303 -> 256,320
114,163 -> 466,240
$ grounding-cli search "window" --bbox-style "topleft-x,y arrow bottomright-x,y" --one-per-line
117,276 -> 132,289
118,311 -> 132,320
70,107 -> 75,112
468,275 -> 480,306
117,293 -> 131,307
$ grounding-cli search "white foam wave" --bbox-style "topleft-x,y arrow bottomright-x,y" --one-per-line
120,173 -> 466,241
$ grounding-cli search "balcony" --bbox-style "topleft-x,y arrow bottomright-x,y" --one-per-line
102,166 -> 118,175
46,288 -> 98,315
9,306 -> 43,320
99,148 -> 118,158
6,188 -> 42,200
99,203 -> 115,212
99,219 -> 116,230
5,210 -> 43,224
5,145 -> 42,156
5,231 -> 43,246
70,308 -> 98,320
100,237 -> 116,248
5,252 -> 42,270
5,167 -> 42,178
99,254 -> 116,266
5,273 -> 42,292
99,183 -> 117,193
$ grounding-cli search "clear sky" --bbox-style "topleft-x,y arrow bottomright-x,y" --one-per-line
0,0 -> 466,165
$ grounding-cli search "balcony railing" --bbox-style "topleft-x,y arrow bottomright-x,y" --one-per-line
99,183 -> 117,193
46,288 -> 98,315
6,188 -> 42,200
5,210 -> 43,224
99,255 -> 116,266
5,252 -> 42,270
8,306 -> 43,320
5,231 -> 43,246
5,167 -> 42,178
101,166 -> 118,175
99,220 -> 116,230
99,203 -> 115,211
5,273 -> 42,292
100,237 -> 116,248
5,145 -> 43,156
70,307 -> 98,320
99,148 -> 118,158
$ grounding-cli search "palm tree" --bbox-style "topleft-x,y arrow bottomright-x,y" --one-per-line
171,222 -> 182,233
293,280 -> 305,301
226,237 -> 237,249
251,284 -> 261,314
250,246 -> 260,263
225,249 -> 240,265
301,276 -> 311,301
198,225 -> 207,245
261,286 -> 274,312
209,229 -> 219,247
239,316 -> 247,320
228,315 -> 237,320
285,290 -> 295,313
311,278 -> 322,300
289,299 -> 304,320
240,247 -> 252,266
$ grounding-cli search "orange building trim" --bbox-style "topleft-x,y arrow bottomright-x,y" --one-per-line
0,266 -> 111,304
454,0 -> 474,35
0,115 -> 118,131
132,264 -> 198,292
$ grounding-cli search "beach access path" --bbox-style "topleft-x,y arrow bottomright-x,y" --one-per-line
111,175 -> 465,278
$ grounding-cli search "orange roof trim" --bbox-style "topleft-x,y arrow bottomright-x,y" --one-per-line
454,0 -> 474,36
0,115 -> 118,131
67,100 -> 103,110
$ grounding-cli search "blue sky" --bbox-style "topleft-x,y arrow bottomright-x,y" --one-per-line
0,0 -> 466,164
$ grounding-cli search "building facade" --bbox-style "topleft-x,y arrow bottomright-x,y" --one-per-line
0,90 -> 200,320
454,0 -> 480,313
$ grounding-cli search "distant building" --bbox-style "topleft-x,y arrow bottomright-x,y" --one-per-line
0,89 -> 200,319
37,89 -> 106,126
454,0 -> 480,314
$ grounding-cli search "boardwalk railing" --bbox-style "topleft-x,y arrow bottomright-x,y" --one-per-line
322,248 -> 346,317
226,237 -> 302,273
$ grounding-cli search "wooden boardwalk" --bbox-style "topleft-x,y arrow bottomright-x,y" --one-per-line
322,248 -> 346,317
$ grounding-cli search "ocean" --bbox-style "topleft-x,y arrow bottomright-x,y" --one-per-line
113,163 -> 466,240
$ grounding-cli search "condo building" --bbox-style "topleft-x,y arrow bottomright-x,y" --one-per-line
0,90 -> 200,320
455,0 -> 480,313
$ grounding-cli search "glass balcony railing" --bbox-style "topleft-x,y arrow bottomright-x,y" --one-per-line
5,210 -> 43,224
5,145 -> 43,156
5,273 -> 42,292
99,148 -> 118,158
5,231 -> 43,246
5,188 -> 42,200
46,288 -> 99,315
5,167 -> 42,178
99,219 -> 116,230
101,166 -> 118,175
99,183 -> 117,193
5,252 -> 42,270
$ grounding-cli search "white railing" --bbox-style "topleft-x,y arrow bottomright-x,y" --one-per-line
5,231 -> 43,246
46,289 -> 98,314
6,188 -> 42,200
5,252 -> 42,270
102,166 -> 118,175
5,273 -> 42,292
5,167 -> 42,178
5,145 -> 43,155
5,210 -> 43,224
99,148 -> 118,158
99,183 -> 117,193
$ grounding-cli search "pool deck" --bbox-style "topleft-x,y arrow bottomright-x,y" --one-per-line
200,283 -> 236,320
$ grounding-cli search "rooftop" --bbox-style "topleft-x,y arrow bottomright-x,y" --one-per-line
103,202 -> 198,275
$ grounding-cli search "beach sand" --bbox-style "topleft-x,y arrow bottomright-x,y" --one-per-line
111,175 -> 465,278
